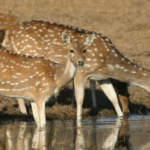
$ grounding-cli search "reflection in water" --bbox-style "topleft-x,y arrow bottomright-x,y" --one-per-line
75,121 -> 85,150
32,127 -> 46,149
116,117 -> 130,149
0,115 -> 150,149
5,122 -> 32,150
101,117 -> 123,150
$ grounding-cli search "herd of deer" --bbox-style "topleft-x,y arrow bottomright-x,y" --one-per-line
0,14 -> 149,129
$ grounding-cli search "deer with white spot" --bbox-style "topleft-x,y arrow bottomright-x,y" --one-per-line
0,32 -> 94,128
1,20 -> 132,119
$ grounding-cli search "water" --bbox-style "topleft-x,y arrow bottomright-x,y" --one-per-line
0,115 -> 150,150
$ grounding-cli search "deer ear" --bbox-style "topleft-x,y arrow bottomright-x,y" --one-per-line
62,32 -> 71,45
84,34 -> 95,47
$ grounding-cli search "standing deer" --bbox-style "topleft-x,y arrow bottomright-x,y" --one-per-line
1,20 -> 129,118
0,32 -> 95,128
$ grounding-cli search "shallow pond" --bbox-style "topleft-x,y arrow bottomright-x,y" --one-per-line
0,115 -> 150,150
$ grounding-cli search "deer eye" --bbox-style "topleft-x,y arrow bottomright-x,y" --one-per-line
83,49 -> 86,53
70,50 -> 74,53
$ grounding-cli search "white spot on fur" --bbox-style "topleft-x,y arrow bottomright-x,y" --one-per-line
131,71 -> 136,74
115,64 -> 120,68
99,54 -> 103,57
105,38 -> 109,41
54,89 -> 58,95
55,55 -> 62,57
143,73 -> 147,76
12,75 -> 17,78
114,54 -> 118,57
107,64 -> 114,70
2,69 -> 7,72
87,49 -> 92,52
86,58 -> 91,61
42,77 -> 46,80
35,81 -> 40,86
93,59 -> 97,62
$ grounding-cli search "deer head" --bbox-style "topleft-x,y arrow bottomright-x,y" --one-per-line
62,32 -> 95,67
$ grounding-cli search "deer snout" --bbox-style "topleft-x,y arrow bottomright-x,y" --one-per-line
78,60 -> 85,67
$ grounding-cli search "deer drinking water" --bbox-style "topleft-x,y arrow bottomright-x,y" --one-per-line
0,32 -> 95,128
1,19 -> 130,118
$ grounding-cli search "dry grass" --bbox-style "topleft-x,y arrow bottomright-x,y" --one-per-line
46,103 -> 115,119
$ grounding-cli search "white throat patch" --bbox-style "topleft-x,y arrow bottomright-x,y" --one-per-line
69,63 -> 76,77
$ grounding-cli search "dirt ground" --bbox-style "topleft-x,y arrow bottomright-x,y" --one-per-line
0,0 -> 150,119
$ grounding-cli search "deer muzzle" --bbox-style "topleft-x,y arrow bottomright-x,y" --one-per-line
78,61 -> 85,67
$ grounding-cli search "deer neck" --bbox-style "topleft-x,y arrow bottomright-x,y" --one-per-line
53,53 -> 77,90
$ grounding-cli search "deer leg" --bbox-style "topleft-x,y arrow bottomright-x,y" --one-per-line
74,80 -> 85,120
6,125 -> 13,149
112,79 -> 130,115
98,79 -> 123,117
17,98 -> 27,115
24,131 -> 32,150
39,128 -> 46,150
16,122 -> 27,150
90,80 -> 97,109
32,127 -> 40,149
118,95 -> 129,115
72,79 -> 97,109
36,101 -> 46,129
102,117 -> 123,149
119,116 -> 129,138
31,102 -> 40,127
71,79 -> 76,106
76,120 -> 86,149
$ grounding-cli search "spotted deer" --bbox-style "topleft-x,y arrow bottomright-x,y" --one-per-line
0,32 -> 95,128
1,20 -> 130,118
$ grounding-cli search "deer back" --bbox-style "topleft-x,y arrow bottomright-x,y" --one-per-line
2,20 -> 150,84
